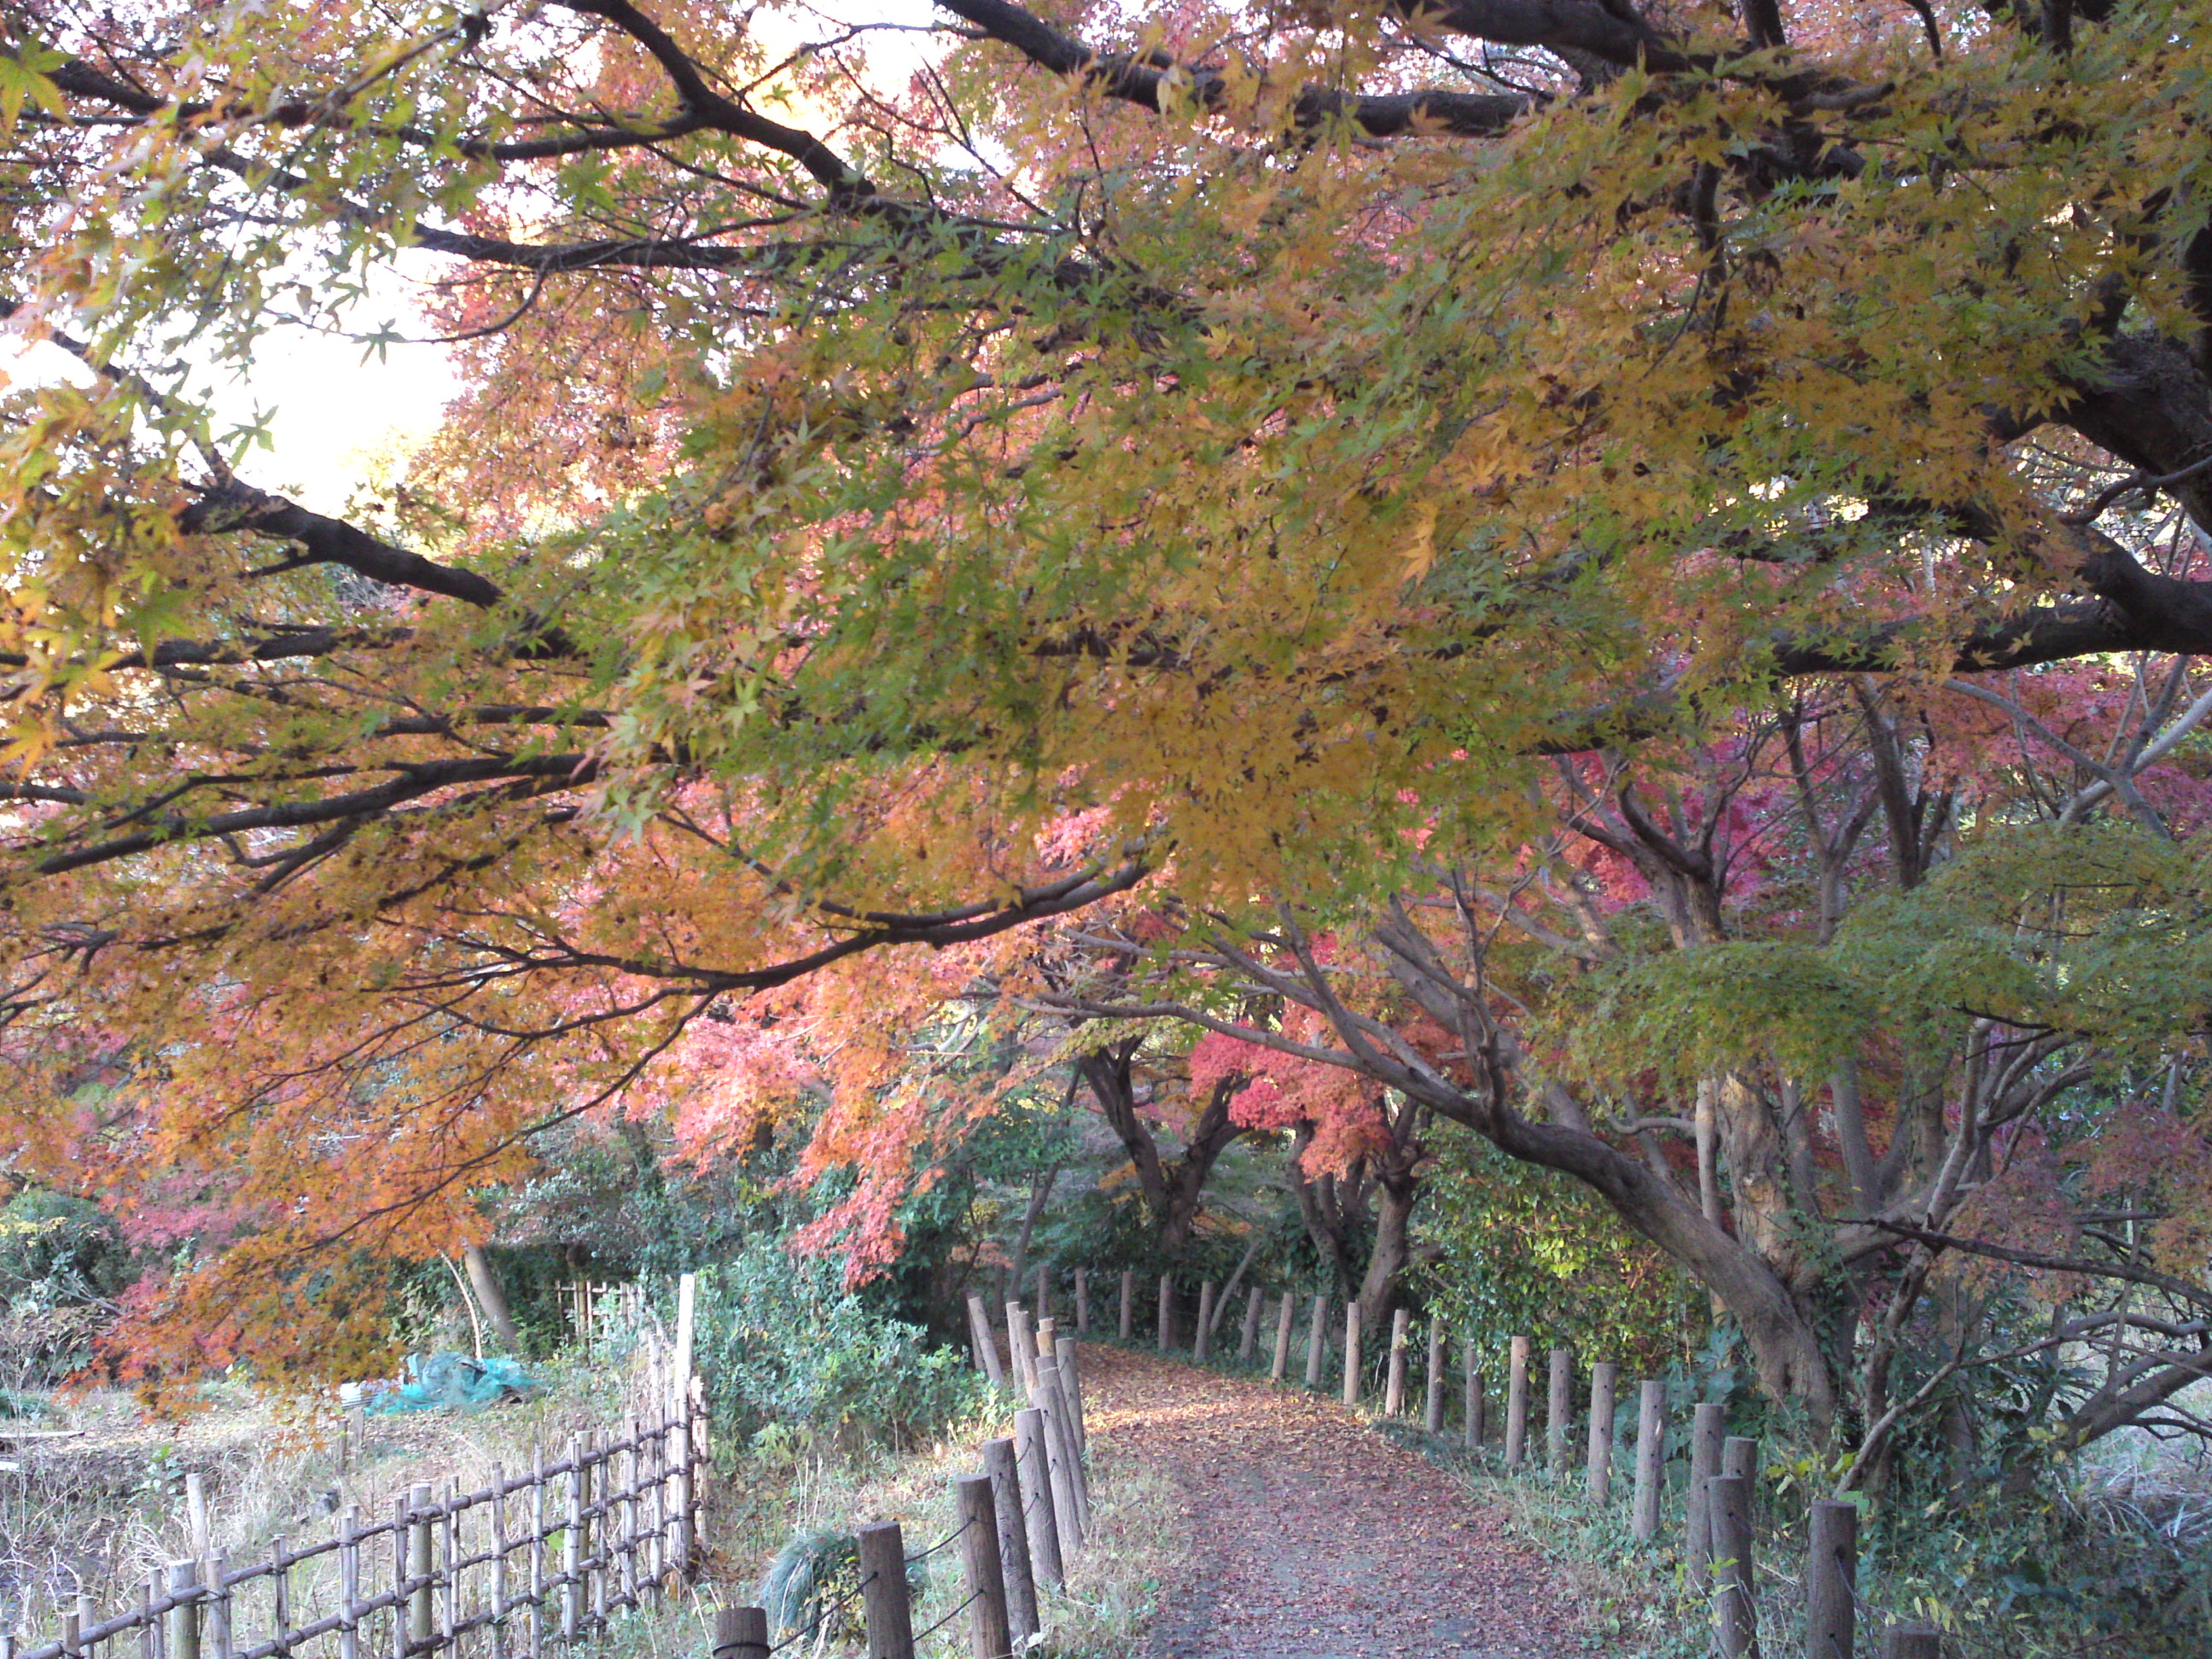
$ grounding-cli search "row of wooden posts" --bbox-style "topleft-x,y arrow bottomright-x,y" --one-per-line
961,1266 -> 1944,1659
704,1305 -> 1092,1659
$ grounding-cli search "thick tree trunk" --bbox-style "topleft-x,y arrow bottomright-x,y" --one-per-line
1353,1176 -> 1418,1337
463,1243 -> 521,1352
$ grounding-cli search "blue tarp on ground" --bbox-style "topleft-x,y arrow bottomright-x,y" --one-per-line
364,1353 -> 540,1413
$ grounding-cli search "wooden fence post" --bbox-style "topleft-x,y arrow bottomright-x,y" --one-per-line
1724,1435 -> 1758,1483
1030,1371 -> 1086,1556
676,1374 -> 700,1578
954,1475 -> 1013,1659
1545,1348 -> 1574,1475
1807,1499 -> 1857,1659
1074,1269 -> 1090,1335
1686,1404 -> 1726,1593
276,1533 -> 294,1659
185,1476 -> 212,1569
1271,1293 -> 1295,1382
406,1485 -> 434,1653
1305,1295 -> 1329,1388
1586,1362 -> 1618,1502
1240,1287 -> 1264,1365
529,1447 -> 548,1657
1034,1355 -> 1091,1529
1012,1410 -> 1064,1589
562,1441 -> 583,1639
981,1440 -> 1039,1649
1883,1625 -> 1941,1659
1504,1336 -> 1531,1465
1424,1316 -> 1447,1434
674,1271 -> 696,1392
337,1510 -> 359,1659
392,1494 -> 411,1659
1157,1276 -> 1174,1352
1119,1271 -> 1134,1342
1194,1282 -> 1216,1360
1006,1302 -> 1039,1397
203,1553 -> 230,1659
1464,1340 -> 1485,1449
711,1608 -> 769,1659
1341,1303 -> 1363,1407
857,1522 -> 914,1659
1054,1337 -> 1087,1458
620,1418 -> 641,1610
1036,1266 -> 1051,1323
165,1563 -> 199,1659
967,1296 -> 1005,1388
490,1468 -> 514,1655
591,1435 -> 610,1627
963,1297 -> 987,1373
1632,1381 -> 1665,1541
1384,1308 -> 1410,1416
1708,1475 -> 1757,1659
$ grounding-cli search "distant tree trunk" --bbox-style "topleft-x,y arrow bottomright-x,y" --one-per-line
1008,1161 -> 1061,1293
1353,1175 -> 1419,1338
1353,1098 -> 1430,1335
1288,1128 -> 1370,1301
463,1243 -> 521,1351
1076,1041 -> 1248,1250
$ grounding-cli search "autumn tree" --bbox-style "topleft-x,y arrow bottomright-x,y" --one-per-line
5,0 -> 2212,1380
1032,679 -> 2212,1488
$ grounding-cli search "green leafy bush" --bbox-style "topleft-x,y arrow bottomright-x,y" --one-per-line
0,1188 -> 132,1384
1416,1126 -> 1693,1376
693,1244 -> 981,1456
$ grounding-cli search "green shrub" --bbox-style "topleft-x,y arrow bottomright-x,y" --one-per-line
693,1245 -> 981,1456
0,1188 -> 132,1384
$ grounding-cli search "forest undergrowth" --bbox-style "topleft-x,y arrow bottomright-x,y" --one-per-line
1376,1415 -> 2212,1659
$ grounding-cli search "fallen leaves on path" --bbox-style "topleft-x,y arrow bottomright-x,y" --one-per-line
1080,1344 -> 1579,1659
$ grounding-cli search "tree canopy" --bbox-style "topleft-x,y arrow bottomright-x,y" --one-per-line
4,0 -> 2212,1414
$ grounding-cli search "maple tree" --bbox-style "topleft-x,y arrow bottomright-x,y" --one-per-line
1031,675 -> 2212,1487
5,0 -> 2212,1403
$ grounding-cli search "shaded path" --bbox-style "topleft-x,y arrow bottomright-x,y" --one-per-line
1080,1344 -> 1580,1659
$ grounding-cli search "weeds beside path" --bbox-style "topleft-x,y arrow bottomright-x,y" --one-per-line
1080,1345 -> 1580,1659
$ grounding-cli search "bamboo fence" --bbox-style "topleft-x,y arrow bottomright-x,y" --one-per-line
9,1276 -> 707,1659
4,1382 -> 704,1659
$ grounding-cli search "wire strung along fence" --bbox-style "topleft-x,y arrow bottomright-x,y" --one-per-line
5,1286 -> 707,1659
992,1264 -> 1947,1659
707,1298 -> 1095,1659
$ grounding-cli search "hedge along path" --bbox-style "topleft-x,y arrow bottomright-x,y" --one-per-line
1078,1345 -> 1575,1659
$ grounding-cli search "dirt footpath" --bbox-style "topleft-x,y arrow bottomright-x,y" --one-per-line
1080,1344 -> 1580,1659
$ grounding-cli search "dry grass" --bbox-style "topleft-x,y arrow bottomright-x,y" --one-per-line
701,1388 -> 1182,1657
3,1359 -> 1182,1659
1,1356 -> 668,1647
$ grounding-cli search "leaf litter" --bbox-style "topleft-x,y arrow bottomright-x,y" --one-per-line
1078,1345 -> 1581,1658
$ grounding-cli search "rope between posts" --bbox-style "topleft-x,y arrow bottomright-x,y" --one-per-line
903,1515 -> 974,1564
909,1589 -> 984,1646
